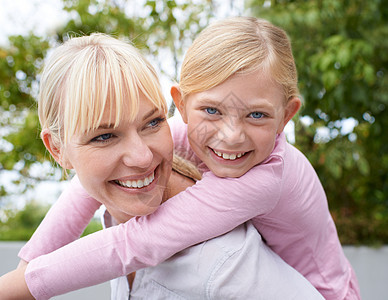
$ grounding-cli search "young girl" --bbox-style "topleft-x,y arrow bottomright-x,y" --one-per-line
13,17 -> 359,299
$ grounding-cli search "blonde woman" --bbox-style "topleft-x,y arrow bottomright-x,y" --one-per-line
0,33 -> 323,299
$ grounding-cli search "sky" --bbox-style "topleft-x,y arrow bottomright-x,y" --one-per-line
0,0 -> 69,46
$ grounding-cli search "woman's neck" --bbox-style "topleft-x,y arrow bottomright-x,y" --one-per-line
163,170 -> 196,202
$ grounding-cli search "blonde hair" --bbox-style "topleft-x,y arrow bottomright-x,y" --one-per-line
38,33 -> 167,145
172,155 -> 202,182
179,16 -> 299,102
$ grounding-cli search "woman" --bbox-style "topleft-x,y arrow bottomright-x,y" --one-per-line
0,33 -> 323,299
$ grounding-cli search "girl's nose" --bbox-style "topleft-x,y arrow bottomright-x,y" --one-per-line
122,133 -> 153,169
218,118 -> 246,145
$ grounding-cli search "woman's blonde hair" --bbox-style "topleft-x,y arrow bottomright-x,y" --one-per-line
38,33 -> 167,145
179,16 -> 299,102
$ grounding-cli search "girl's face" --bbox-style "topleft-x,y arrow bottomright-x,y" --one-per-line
175,69 -> 300,178
60,96 -> 173,222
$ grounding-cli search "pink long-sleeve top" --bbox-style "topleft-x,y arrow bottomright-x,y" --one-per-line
19,116 -> 360,300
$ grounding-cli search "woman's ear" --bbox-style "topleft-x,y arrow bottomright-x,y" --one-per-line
170,85 -> 188,123
41,129 -> 73,169
278,97 -> 302,134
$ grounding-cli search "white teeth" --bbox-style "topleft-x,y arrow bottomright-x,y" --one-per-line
213,150 -> 246,160
144,177 -> 150,186
117,172 -> 155,189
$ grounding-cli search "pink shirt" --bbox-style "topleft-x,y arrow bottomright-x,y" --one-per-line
19,116 -> 360,300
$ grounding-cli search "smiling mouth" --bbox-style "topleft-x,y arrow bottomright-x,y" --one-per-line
212,149 -> 247,160
115,172 -> 155,189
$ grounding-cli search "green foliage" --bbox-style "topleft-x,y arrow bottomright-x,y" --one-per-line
0,201 -> 102,241
2,111 -> 45,172
248,0 -> 388,244
81,220 -> 103,237
0,202 -> 48,241
0,35 -> 49,175
59,0 -> 141,42
0,35 -> 48,110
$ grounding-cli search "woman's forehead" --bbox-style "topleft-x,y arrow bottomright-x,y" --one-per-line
100,95 -> 161,124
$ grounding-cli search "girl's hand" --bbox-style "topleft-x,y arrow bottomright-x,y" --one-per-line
17,259 -> 28,269
0,264 -> 34,300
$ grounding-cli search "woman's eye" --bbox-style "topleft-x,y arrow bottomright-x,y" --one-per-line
249,112 -> 264,119
92,133 -> 113,143
205,107 -> 218,115
147,117 -> 165,129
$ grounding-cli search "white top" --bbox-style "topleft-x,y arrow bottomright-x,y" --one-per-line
104,211 -> 323,300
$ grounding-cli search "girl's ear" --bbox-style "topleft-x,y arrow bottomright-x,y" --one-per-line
170,85 -> 188,124
278,97 -> 302,134
41,129 -> 73,169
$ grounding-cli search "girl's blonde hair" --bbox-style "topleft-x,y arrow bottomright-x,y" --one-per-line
38,33 -> 167,145
179,16 -> 299,102
172,155 -> 202,182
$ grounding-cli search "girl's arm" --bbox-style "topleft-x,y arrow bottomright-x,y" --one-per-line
24,159 -> 283,299
18,176 -> 101,262
0,264 -> 34,300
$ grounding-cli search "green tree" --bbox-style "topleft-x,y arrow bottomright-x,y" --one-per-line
0,35 -> 50,202
0,201 -> 102,240
0,201 -> 49,241
248,0 -> 388,244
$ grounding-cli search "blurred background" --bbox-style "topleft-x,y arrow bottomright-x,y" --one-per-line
0,0 -> 387,299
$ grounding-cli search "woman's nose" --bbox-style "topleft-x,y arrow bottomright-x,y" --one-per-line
122,133 -> 153,169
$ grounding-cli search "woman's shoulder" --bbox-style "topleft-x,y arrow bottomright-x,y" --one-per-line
130,222 -> 254,299
131,221 -> 323,299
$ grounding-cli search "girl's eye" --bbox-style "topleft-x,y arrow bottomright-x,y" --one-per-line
205,107 -> 219,115
91,133 -> 113,143
249,112 -> 264,119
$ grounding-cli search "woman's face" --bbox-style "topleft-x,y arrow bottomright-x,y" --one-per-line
60,95 -> 173,222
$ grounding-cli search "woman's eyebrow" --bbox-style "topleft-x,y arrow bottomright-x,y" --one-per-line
95,108 -> 160,129
96,123 -> 115,130
142,107 -> 159,120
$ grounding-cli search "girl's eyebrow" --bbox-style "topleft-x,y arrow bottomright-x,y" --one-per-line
197,95 -> 274,112
195,97 -> 224,107
244,101 -> 275,111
